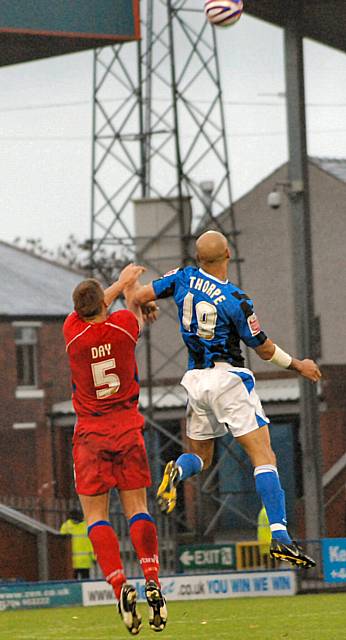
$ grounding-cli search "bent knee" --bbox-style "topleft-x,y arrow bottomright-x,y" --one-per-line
196,447 -> 214,470
201,454 -> 213,470
254,449 -> 276,468
188,440 -> 214,471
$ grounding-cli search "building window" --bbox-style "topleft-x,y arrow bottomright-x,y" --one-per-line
15,326 -> 38,387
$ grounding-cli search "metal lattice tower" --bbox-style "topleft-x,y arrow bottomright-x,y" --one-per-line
90,0 -> 247,537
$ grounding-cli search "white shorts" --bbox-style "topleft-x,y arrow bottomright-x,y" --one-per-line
180,362 -> 269,440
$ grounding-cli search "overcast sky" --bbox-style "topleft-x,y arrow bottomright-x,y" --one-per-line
1,10 -> 346,249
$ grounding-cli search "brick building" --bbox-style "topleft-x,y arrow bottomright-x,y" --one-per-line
0,241 -> 82,500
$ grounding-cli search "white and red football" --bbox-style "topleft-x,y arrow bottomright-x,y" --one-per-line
204,0 -> 244,27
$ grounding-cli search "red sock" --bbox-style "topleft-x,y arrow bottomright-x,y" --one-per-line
88,520 -> 126,599
129,513 -> 160,585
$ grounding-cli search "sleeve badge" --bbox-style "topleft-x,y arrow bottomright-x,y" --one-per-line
247,313 -> 261,337
163,267 -> 179,277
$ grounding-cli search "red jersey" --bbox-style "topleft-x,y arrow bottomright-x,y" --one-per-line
63,310 -> 144,433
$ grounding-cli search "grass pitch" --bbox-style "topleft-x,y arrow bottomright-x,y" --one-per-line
0,593 -> 344,640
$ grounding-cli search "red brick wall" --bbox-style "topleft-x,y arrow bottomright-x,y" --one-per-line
39,323 -> 71,405
0,520 -> 39,581
294,365 -> 346,539
320,409 -> 346,472
0,319 -> 72,498
319,365 -> 346,536
296,465 -> 346,539
0,324 -> 17,411
0,519 -> 73,581
324,468 -> 346,538
0,429 -> 37,495
322,365 -> 346,410
48,534 -> 74,581
53,426 -> 75,499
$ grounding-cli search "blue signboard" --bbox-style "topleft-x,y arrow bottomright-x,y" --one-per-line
322,538 -> 346,582
0,581 -> 82,611
0,1 -> 139,38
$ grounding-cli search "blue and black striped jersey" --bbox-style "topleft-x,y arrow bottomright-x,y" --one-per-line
152,266 -> 267,370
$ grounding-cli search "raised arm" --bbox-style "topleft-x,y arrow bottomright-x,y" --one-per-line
103,264 -> 145,307
255,338 -> 321,383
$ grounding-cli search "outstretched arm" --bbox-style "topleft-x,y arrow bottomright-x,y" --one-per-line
131,283 -> 157,305
126,282 -> 160,326
255,338 -> 321,383
127,268 -> 180,322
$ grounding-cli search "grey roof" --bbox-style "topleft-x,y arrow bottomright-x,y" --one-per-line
310,157 -> 346,184
0,242 -> 84,317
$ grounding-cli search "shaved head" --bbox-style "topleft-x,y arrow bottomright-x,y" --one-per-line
196,231 -> 230,265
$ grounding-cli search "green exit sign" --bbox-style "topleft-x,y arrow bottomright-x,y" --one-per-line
178,544 -> 236,572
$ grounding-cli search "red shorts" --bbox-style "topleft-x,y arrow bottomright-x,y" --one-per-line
73,428 -> 151,495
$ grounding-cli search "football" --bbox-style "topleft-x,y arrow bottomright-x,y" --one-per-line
204,0 -> 244,27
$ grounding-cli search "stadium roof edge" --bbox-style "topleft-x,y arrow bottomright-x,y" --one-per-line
0,1 -> 140,67
244,1 -> 346,55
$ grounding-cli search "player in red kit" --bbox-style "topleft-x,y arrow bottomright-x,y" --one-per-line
63,264 -> 167,635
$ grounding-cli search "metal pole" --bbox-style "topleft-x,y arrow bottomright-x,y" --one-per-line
89,49 -> 97,275
50,415 -> 58,498
143,0 -> 154,198
37,531 -> 49,581
212,26 -> 242,288
284,19 -> 324,540
167,0 -> 189,266
138,3 -> 160,491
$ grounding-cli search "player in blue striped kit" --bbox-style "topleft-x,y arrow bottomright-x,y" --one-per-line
132,230 -> 321,568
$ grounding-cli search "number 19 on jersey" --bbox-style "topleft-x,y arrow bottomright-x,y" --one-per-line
182,292 -> 217,340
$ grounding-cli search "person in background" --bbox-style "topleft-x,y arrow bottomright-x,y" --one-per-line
257,505 -> 273,569
60,509 -> 95,580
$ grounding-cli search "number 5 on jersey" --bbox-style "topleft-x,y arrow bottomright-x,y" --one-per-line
91,358 -> 120,398
182,292 -> 217,340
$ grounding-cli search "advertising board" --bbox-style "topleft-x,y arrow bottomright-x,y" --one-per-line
82,570 -> 297,606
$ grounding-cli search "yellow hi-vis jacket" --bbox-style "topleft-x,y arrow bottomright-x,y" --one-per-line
60,519 -> 95,569
257,506 -> 272,555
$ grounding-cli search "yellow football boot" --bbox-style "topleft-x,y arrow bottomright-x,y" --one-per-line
156,461 -> 180,514
270,540 -> 316,568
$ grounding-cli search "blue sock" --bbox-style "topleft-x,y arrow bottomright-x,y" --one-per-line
176,453 -> 203,481
254,465 -> 292,544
